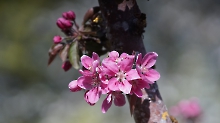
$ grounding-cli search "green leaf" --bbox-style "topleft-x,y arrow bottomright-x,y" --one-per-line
68,41 -> 80,69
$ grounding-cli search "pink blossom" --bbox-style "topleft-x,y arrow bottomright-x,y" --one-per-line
136,52 -> 160,84
62,60 -> 72,71
53,35 -> 62,44
102,51 -> 140,94
101,91 -> 126,113
77,52 -> 108,104
69,80 -> 82,92
62,10 -> 76,21
56,17 -> 73,30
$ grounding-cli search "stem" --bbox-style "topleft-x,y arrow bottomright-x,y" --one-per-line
98,0 -> 172,123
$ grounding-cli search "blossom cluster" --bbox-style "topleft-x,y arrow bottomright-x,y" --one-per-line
69,51 -> 160,113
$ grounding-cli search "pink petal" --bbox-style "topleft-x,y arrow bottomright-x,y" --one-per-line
81,55 -> 93,70
84,91 -> 95,106
126,69 -> 141,81
77,76 -> 93,89
101,94 -> 113,113
145,69 -> 160,82
132,87 -> 143,97
86,87 -> 102,104
92,52 -> 100,62
120,59 -> 133,72
108,78 -> 120,91
79,69 -> 93,76
102,60 -> 119,73
142,52 -> 158,68
114,93 -> 126,106
108,51 -> 119,60
136,79 -> 150,89
119,79 -> 132,94
136,53 -> 142,66
68,80 -> 82,92
92,60 -> 100,72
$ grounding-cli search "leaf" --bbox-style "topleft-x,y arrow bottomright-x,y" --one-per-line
59,44 -> 70,62
68,41 -> 80,69
48,44 -> 64,65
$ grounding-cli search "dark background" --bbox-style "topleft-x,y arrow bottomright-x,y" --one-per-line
0,0 -> 220,122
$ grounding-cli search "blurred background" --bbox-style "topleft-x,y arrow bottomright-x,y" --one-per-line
0,0 -> 220,123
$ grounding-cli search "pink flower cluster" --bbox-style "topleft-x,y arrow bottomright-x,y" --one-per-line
170,98 -> 202,119
69,51 -> 160,113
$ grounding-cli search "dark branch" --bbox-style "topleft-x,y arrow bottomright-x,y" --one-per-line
98,0 -> 172,123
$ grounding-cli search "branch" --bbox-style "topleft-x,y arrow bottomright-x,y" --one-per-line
98,0 -> 172,122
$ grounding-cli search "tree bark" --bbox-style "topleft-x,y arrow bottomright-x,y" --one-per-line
98,0 -> 172,123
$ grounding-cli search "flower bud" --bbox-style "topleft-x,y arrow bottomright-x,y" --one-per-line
69,80 -> 82,92
62,60 -> 72,71
56,17 -> 73,30
53,35 -> 62,44
62,10 -> 76,21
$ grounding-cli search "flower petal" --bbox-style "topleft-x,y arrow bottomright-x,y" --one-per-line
102,59 -> 119,73
142,52 -> 158,68
79,69 -> 93,76
132,87 -> 143,97
108,78 -> 120,91
92,52 -> 100,62
136,79 -> 150,89
77,76 -> 93,89
101,94 -> 113,113
86,87 -> 102,104
119,79 -> 132,94
145,68 -> 160,82
119,56 -> 134,72
136,53 -> 142,66
108,51 -> 119,60
81,55 -> 93,70
69,80 -> 82,92
126,69 -> 141,81
114,92 -> 126,106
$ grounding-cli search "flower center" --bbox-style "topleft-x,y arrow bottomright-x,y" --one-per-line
91,75 -> 100,87
141,66 -> 148,74
116,70 -> 126,82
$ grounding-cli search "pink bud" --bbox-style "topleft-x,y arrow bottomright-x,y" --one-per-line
69,80 -> 82,92
53,35 -> 62,44
62,11 -> 76,20
56,17 -> 73,30
62,61 -> 72,71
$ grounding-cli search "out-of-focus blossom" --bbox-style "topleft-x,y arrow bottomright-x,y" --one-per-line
62,10 -> 76,21
53,35 -> 62,44
170,98 -> 202,119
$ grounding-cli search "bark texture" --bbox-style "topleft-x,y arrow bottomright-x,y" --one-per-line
98,0 -> 172,123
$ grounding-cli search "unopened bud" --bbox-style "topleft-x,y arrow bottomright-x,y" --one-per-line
56,17 -> 73,30
62,10 -> 76,21
62,60 -> 72,71
53,35 -> 62,44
